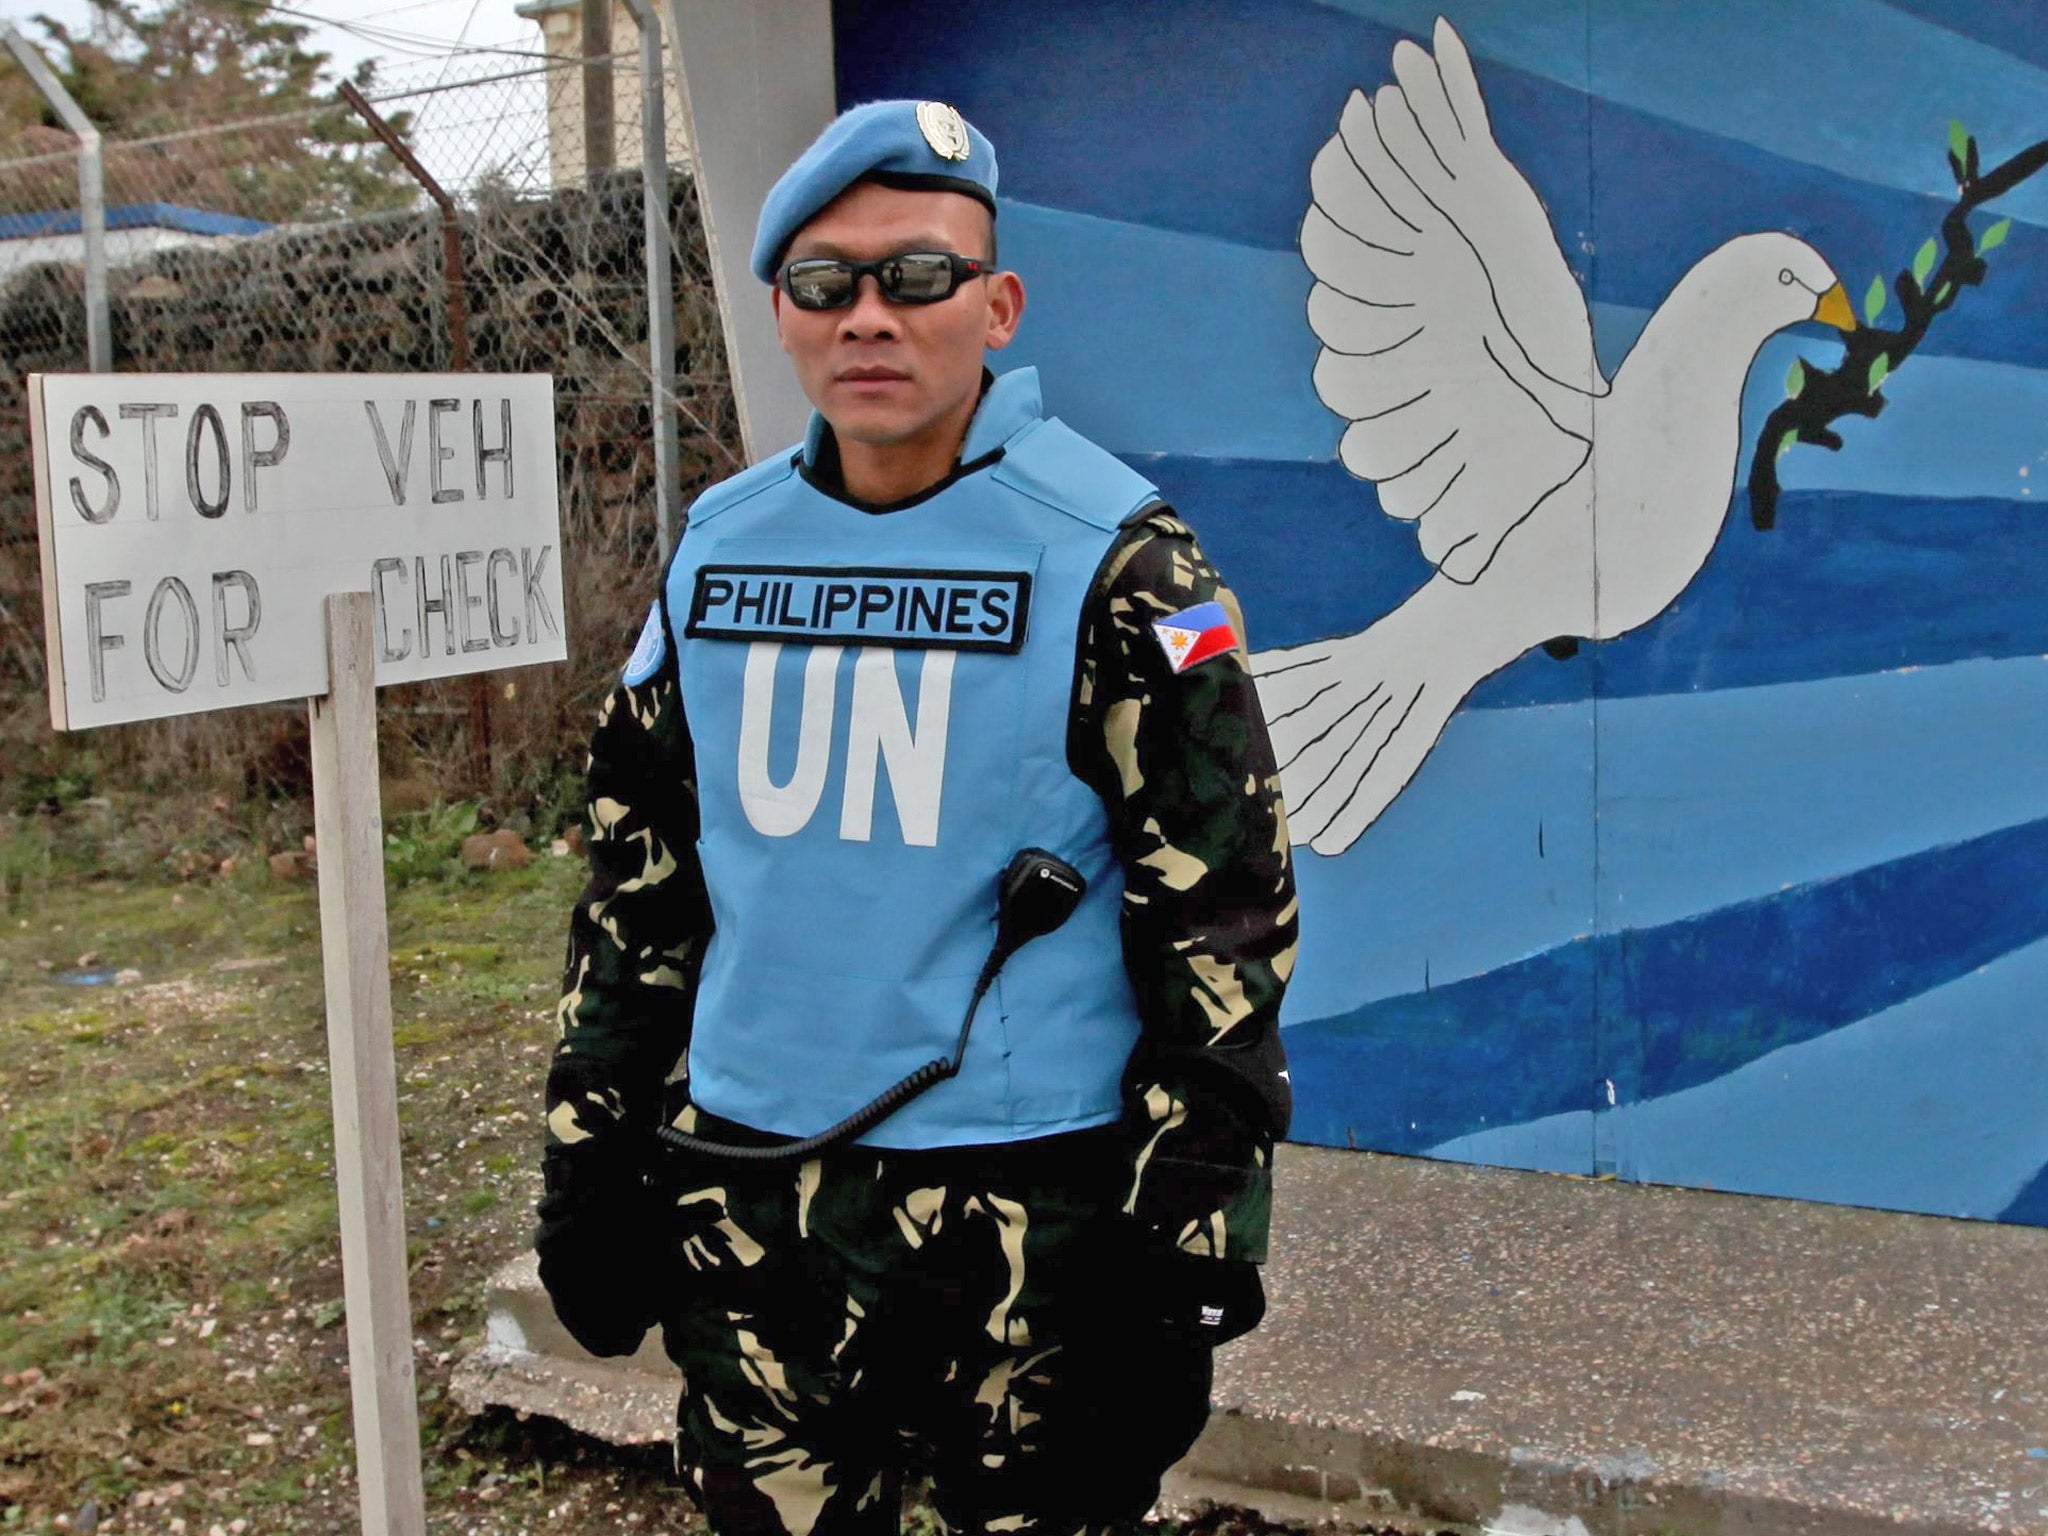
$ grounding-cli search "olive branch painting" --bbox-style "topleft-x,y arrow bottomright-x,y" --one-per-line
1750,126 -> 2048,530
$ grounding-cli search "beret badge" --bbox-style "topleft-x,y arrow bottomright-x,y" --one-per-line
915,101 -> 973,162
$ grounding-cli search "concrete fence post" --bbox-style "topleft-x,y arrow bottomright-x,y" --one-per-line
619,0 -> 682,559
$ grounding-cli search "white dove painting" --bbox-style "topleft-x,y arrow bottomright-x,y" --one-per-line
812,0 -> 2048,1226
1252,17 -> 1858,856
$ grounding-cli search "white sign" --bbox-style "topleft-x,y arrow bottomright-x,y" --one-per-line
30,372 -> 565,729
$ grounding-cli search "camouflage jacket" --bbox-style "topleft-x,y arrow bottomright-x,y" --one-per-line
547,506 -> 1298,1263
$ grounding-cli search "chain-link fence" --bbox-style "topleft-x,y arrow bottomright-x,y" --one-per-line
0,43 -> 740,817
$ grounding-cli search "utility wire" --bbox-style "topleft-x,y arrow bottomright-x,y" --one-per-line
252,0 -> 552,63
349,0 -> 486,21
424,0 -> 485,92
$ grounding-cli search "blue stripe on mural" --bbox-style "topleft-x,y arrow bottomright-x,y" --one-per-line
1760,345 -> 2048,503
1005,198 -> 2048,481
1597,490 -> 2048,698
1601,314 -> 2048,506
1431,931 -> 2048,1225
1284,656 -> 2048,1024
1611,932 -> 2048,1220
1610,818 -> 2048,1105
838,0 -> 1364,251
1311,0 -> 2048,226
1580,116 -> 2047,374
1883,0 -> 2048,74
1285,931 -> 1598,1158
838,0 -> 2048,369
1284,814 -> 2048,1161
1593,658 -> 2048,935
2002,1160 -> 2048,1225
1284,698 -> 1594,1024
1005,206 -> 2048,486
1145,458 -> 2048,701
998,205 -> 1335,463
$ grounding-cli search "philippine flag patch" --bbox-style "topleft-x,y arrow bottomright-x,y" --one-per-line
1150,600 -> 1238,674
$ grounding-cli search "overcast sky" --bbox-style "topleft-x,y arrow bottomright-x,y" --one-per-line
0,0 -> 565,195
1,0 -> 548,91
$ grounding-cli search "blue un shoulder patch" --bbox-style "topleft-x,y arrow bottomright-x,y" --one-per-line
621,602 -> 669,685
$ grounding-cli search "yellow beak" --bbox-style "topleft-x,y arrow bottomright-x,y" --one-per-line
1814,281 -> 1857,331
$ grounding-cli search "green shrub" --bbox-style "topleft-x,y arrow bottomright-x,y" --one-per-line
382,801 -> 481,886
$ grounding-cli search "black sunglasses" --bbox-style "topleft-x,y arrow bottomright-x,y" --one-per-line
779,251 -> 992,310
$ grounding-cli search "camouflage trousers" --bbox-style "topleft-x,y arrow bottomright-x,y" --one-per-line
654,1117 -> 1213,1536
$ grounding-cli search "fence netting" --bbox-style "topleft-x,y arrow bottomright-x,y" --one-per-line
0,49 -> 740,818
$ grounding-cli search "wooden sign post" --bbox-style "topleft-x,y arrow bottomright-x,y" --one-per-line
29,372 -> 567,1536
308,591 -> 424,1533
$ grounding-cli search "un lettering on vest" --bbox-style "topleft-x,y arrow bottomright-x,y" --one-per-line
737,642 -> 955,846
690,561 -> 1031,848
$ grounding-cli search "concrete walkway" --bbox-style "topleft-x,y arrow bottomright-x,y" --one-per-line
456,1147 -> 2048,1534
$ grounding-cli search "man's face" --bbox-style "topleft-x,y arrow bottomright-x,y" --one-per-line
772,179 -> 1023,455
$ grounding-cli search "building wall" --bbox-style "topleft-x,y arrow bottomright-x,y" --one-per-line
835,0 -> 2048,1226
526,0 -> 690,189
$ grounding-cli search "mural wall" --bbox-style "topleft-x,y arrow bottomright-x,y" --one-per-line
835,0 -> 2048,1227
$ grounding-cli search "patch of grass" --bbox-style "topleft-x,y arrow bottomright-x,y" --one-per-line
0,802 -> 592,1531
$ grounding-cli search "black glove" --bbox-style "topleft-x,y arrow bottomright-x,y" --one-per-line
1148,1247 -> 1266,1347
534,1137 -> 665,1358
1100,1219 -> 1267,1348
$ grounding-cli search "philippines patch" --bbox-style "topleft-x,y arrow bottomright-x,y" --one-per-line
621,602 -> 668,685
686,565 -> 1030,652
1151,600 -> 1238,674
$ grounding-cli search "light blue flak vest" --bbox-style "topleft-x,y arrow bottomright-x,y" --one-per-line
665,369 -> 1158,1148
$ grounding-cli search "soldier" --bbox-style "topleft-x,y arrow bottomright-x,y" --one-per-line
536,99 -> 1297,1534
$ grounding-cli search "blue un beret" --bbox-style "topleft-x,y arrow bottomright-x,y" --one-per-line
750,99 -> 999,284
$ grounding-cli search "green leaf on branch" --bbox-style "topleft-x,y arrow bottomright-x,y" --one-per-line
1786,358 -> 1806,398
1863,275 -> 1888,324
1867,353 -> 1890,393
1933,282 -> 1952,305
1911,238 -> 1939,284
1776,429 -> 1799,460
1981,217 -> 2012,252
1949,119 -> 1970,163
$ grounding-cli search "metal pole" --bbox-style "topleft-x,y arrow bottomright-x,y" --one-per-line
619,0 -> 681,558
339,80 -> 471,371
2,23 -> 111,372
582,0 -> 615,182
339,81 -> 490,790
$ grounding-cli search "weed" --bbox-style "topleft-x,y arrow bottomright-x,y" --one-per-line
383,801 -> 483,887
